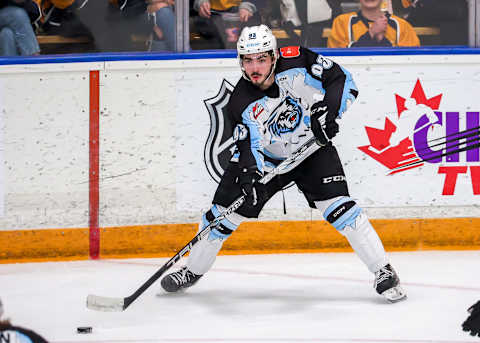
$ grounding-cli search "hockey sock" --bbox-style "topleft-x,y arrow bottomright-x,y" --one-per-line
186,204 -> 245,275
316,196 -> 388,273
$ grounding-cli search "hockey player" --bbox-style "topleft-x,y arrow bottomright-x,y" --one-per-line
160,24 -> 406,302
463,300 -> 480,337
0,298 -> 49,343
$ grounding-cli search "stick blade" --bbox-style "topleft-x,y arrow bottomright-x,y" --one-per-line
86,294 -> 125,312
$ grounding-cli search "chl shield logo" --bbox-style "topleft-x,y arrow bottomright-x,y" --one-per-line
204,79 -> 236,183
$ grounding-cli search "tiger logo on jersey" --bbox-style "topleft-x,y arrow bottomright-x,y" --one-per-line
267,96 -> 303,137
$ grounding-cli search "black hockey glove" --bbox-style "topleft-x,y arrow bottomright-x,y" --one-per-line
237,166 -> 263,206
310,101 -> 339,145
463,300 -> 480,337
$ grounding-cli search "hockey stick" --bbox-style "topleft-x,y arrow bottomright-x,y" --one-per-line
87,136 -> 323,312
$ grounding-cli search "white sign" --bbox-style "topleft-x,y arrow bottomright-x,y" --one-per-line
175,56 -> 480,220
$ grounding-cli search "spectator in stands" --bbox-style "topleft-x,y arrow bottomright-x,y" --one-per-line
74,0 -> 150,52
274,0 -> 341,47
0,298 -> 49,343
0,0 -> 40,56
327,0 -> 419,48
192,0 -> 264,49
196,0 -> 258,22
39,0 -> 91,37
147,0 -> 176,51
400,0 -> 468,46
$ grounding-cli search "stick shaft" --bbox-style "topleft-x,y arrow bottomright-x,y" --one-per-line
87,137 -> 321,311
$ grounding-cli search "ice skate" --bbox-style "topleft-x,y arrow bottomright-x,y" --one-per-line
160,266 -> 203,293
374,264 -> 407,303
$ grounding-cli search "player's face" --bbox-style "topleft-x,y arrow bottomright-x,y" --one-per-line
359,0 -> 382,9
242,52 -> 275,88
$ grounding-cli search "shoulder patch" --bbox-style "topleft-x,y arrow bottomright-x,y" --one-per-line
252,102 -> 265,119
280,46 -> 301,58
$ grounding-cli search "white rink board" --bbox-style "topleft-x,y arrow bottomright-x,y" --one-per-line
0,54 -> 479,230
335,57 -> 480,212
0,68 -> 91,230
0,79 -> 4,217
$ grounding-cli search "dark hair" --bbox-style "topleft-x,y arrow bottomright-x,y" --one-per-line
0,320 -> 12,328
240,50 -> 275,59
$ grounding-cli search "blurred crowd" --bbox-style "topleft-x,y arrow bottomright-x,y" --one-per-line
0,0 -> 470,56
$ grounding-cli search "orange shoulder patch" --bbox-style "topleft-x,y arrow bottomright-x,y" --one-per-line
279,46 -> 301,58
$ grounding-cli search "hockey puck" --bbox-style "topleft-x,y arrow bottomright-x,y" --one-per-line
77,327 -> 92,334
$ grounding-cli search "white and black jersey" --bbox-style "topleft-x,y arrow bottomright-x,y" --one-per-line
0,324 -> 49,343
212,47 -> 357,218
227,46 -> 358,173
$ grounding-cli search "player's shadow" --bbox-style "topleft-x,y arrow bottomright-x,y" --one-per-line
156,285 -> 386,317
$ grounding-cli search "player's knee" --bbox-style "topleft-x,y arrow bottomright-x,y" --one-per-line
322,196 -> 362,231
200,204 -> 243,241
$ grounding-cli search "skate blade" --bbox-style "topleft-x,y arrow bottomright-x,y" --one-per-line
382,285 -> 407,303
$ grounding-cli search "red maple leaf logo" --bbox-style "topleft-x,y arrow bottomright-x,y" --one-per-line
358,79 -> 443,175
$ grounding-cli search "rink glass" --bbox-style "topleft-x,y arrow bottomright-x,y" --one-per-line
0,0 -> 476,57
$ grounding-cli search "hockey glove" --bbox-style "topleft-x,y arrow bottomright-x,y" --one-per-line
237,166 -> 263,206
310,101 -> 339,146
463,300 -> 480,337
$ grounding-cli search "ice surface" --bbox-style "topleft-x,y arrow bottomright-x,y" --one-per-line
1,251 -> 479,342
